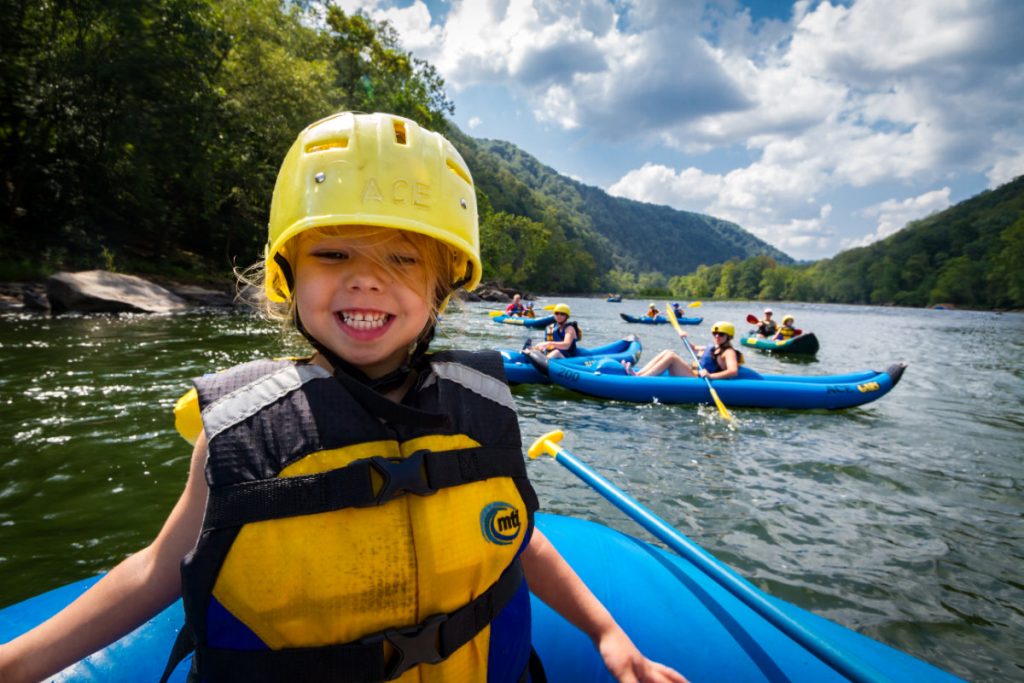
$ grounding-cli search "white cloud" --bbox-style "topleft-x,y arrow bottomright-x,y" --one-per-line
841,187 -> 952,250
467,116 -> 482,129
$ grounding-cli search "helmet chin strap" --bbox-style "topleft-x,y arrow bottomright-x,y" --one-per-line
294,312 -> 434,395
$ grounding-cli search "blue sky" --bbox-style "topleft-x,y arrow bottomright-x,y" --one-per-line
340,0 -> 1024,261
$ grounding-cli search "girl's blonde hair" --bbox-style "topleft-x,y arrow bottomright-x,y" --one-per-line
238,226 -> 458,341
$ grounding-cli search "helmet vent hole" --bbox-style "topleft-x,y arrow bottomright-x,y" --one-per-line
306,138 -> 348,153
393,120 -> 407,144
446,158 -> 472,186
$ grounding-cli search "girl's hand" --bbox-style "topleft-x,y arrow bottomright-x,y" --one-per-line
698,368 -> 709,378
598,626 -> 689,683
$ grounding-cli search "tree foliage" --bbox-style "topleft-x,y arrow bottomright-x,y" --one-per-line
0,0 -> 453,278
668,176 -> 1024,309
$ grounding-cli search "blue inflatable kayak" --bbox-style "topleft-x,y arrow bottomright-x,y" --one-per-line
0,511 -> 960,682
534,359 -> 906,410
491,313 -> 555,328
620,312 -> 702,325
500,336 -> 642,384
741,332 -> 820,355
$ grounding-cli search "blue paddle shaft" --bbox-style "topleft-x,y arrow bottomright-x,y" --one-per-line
546,441 -> 892,683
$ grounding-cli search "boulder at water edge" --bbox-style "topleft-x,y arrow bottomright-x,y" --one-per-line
46,270 -> 189,314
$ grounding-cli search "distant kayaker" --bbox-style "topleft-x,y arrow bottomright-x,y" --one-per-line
504,292 -> 526,316
772,314 -> 797,340
756,308 -> 778,337
534,302 -> 581,358
524,301 -> 536,318
646,302 -> 660,318
625,321 -> 742,379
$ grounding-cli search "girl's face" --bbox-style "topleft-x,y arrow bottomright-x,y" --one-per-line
292,230 -> 433,378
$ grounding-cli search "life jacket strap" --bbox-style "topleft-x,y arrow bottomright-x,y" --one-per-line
193,560 -> 524,682
203,446 -> 531,530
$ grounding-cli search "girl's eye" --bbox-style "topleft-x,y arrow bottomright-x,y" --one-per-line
391,254 -> 418,266
313,250 -> 349,261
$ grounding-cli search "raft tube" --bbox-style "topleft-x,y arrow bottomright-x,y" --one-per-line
620,313 -> 703,325
741,332 -> 820,355
532,358 -> 907,410
500,335 -> 642,385
0,512 -> 960,682
491,313 -> 555,328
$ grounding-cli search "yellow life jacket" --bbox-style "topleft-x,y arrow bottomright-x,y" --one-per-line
777,326 -> 796,339
167,352 -> 538,683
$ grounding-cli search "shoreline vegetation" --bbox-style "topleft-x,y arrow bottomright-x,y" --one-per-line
1,272 -> 1018,316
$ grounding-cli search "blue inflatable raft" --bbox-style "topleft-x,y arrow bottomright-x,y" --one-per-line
0,510 -> 960,682
533,358 -> 907,410
491,313 -> 555,328
620,313 -> 702,325
500,336 -> 642,384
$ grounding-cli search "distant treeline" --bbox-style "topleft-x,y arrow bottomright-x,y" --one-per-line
665,176 -> 1024,309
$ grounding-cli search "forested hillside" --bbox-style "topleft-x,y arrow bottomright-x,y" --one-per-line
1,1 -> 788,294
668,176 -> 1024,309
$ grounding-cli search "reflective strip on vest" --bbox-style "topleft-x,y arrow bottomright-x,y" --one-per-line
201,364 -> 331,441
428,361 -> 517,413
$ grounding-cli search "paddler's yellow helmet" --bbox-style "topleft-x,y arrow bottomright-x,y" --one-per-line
553,303 -> 571,315
711,321 -> 735,338
265,112 -> 481,302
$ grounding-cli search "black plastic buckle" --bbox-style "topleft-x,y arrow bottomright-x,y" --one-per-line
369,450 -> 435,504
364,613 -> 448,680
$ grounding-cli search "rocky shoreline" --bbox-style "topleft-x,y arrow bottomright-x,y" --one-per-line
0,271 -> 521,314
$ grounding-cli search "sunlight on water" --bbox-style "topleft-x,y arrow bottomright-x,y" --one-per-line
0,300 -> 1022,681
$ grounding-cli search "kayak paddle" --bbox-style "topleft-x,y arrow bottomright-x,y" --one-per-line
666,302 -> 734,423
527,430 -> 887,683
746,314 -> 759,325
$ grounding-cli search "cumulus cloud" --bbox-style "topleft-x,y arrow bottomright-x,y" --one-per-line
841,188 -> 952,250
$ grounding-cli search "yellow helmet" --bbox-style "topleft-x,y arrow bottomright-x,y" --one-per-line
265,112 -> 481,302
553,303 -> 571,315
711,321 -> 735,338
782,315 -> 795,324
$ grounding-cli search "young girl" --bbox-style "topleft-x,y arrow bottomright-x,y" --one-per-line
625,321 -> 741,379
773,315 -> 797,340
0,113 -> 685,683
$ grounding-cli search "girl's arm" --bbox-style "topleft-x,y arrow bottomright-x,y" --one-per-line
521,529 -> 688,683
0,433 -> 210,683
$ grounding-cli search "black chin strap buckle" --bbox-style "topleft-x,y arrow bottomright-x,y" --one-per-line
364,613 -> 448,680
369,450 -> 436,504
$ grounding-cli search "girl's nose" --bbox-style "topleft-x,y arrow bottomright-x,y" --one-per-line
344,255 -> 388,291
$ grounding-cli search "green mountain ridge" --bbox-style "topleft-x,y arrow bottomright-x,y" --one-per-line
451,130 -> 792,280
666,174 -> 1024,309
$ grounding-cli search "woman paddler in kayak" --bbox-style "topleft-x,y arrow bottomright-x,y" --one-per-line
624,321 -> 742,379
533,303 -> 581,359
0,113 -> 686,683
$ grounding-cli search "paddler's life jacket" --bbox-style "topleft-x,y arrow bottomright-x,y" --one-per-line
698,343 -> 743,375
545,321 -> 581,356
757,320 -> 778,337
163,351 -> 540,683
775,325 -> 796,339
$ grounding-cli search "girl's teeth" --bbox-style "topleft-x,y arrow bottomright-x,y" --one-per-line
341,311 -> 389,329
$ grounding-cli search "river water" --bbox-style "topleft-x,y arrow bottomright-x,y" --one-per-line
0,298 -> 1021,682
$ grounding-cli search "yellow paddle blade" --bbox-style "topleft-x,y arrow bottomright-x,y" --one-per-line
688,301 -> 702,307
709,386 -> 734,422
542,304 -> 557,311
489,310 -> 504,317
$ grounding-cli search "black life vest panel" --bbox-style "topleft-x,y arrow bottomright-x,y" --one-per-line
163,350 -> 539,683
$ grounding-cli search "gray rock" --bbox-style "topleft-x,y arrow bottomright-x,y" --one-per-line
167,284 -> 235,307
46,270 -> 189,314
